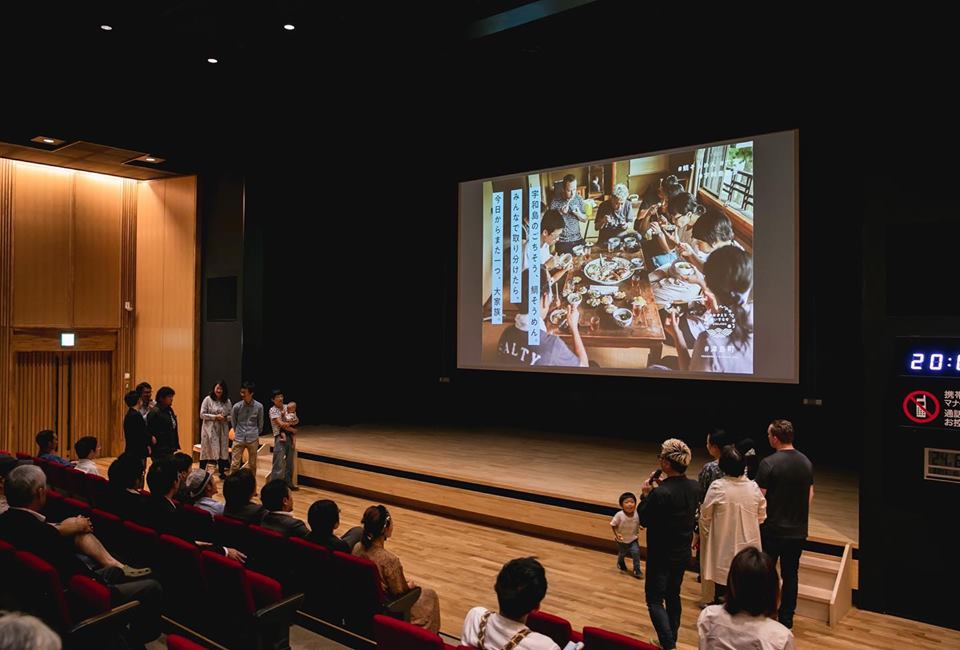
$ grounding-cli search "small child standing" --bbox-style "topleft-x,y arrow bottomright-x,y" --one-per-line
611,491 -> 643,578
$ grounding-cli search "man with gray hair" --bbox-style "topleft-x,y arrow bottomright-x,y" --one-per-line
638,438 -> 699,650
0,612 -> 61,650
0,465 -> 162,645
596,182 -> 634,244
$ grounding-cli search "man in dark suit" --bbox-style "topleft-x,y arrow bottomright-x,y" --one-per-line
0,464 -> 162,644
259,479 -> 308,538
223,468 -> 266,524
123,390 -> 152,460
143,458 -> 180,534
146,386 -> 179,459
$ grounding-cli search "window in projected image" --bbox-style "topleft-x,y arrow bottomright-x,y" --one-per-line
458,130 -> 798,383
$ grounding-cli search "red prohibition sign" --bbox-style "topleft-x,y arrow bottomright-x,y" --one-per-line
902,390 -> 940,424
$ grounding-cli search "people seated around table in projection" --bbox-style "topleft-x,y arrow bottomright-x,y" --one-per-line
700,446 -> 766,604
550,174 -> 590,255
497,268 -> 589,368
73,436 -> 100,475
697,547 -> 795,650
653,209 -> 739,310
461,557 -> 561,650
353,504 -> 441,633
185,468 -> 225,516
665,245 -> 753,374
306,499 -> 363,553
223,468 -> 267,524
611,491 -> 643,578
524,209 -> 571,287
636,191 -> 706,271
103,453 -> 147,521
259,478 -> 309,538
35,429 -> 71,466
596,183 -> 634,244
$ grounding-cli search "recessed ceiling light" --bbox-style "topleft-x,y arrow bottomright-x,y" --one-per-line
283,24 -> 295,30
144,157 -> 157,163
31,136 -> 65,146
100,24 -> 113,31
207,57 -> 218,64
127,154 -> 165,165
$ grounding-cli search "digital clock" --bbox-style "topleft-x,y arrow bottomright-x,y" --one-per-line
899,338 -> 960,376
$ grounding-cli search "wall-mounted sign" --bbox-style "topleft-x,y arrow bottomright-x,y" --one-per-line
925,448 -> 960,483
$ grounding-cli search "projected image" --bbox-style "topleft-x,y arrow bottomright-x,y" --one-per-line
480,142 -> 755,374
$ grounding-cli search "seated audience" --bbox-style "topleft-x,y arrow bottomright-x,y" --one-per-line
35,430 -> 70,466
185,469 -> 225,516
697,546 -> 795,650
102,453 -> 147,521
0,455 -> 31,514
172,452 -> 195,502
306,499 -> 362,552
223,468 -> 266,524
0,465 -> 161,645
73,436 -> 100,475
259,479 -> 309,538
0,612 -> 61,650
353,504 -> 441,633
461,557 -> 560,650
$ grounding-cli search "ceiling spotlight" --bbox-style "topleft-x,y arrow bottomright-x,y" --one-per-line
31,136 -> 65,146
283,24 -> 295,30
144,157 -> 157,163
42,138 -> 55,144
207,57 -> 218,64
100,24 -> 113,31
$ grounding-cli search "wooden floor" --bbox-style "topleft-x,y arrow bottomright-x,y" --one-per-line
92,455 -> 958,650
291,424 -> 859,547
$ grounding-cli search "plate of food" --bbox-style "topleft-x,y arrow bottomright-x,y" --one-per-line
671,260 -> 696,278
604,304 -> 618,314
587,297 -> 601,308
582,256 -> 634,285
629,257 -> 644,269
600,295 -> 614,305
614,290 -> 627,300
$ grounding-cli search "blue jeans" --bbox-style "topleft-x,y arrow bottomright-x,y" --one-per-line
617,540 -> 642,573
649,249 -> 679,269
269,435 -> 295,486
645,557 -> 687,650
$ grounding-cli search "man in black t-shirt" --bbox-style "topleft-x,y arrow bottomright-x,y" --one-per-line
756,418 -> 814,629
638,438 -> 699,650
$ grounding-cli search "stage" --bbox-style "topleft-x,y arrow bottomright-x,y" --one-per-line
288,424 -> 858,552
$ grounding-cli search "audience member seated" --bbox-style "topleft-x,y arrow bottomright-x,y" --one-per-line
172,452 -> 195,502
0,465 -> 162,645
461,557 -> 560,650
73,436 -> 100,475
697,546 -> 795,650
0,455 -> 31,515
143,458 -> 181,533
259,479 -> 309,538
353,505 -> 440,633
222,469 -> 266,524
35,430 -> 70,466
103,453 -> 147,521
0,611 -> 62,650
306,499 -> 362,552
185,469 -> 225,516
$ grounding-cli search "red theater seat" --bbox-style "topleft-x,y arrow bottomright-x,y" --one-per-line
212,514 -> 249,552
287,537 -> 335,619
176,502 -> 215,542
167,634 -> 210,650
122,521 -> 160,571
583,626 -> 660,650
62,466 -> 88,498
90,508 -> 126,562
247,524 -> 290,585
527,610 -> 583,646
334,550 -> 422,638
201,550 -> 303,650
156,534 -> 207,626
374,614 -> 458,650
84,472 -> 110,507
13,550 -> 139,645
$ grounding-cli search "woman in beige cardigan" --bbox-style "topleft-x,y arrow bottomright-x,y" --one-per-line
700,445 -> 766,602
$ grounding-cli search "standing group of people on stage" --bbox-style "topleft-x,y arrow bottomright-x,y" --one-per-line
121,379 -> 301,490
612,418 -> 812,650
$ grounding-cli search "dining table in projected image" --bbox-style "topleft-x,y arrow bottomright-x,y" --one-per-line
491,239 -> 665,348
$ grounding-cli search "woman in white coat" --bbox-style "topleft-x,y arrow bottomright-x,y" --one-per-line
700,445 -> 766,602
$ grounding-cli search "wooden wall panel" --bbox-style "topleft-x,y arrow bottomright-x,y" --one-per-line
13,352 -> 59,456
0,159 -> 13,451
73,173 -> 123,328
12,163 -> 73,327
136,177 -> 198,451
